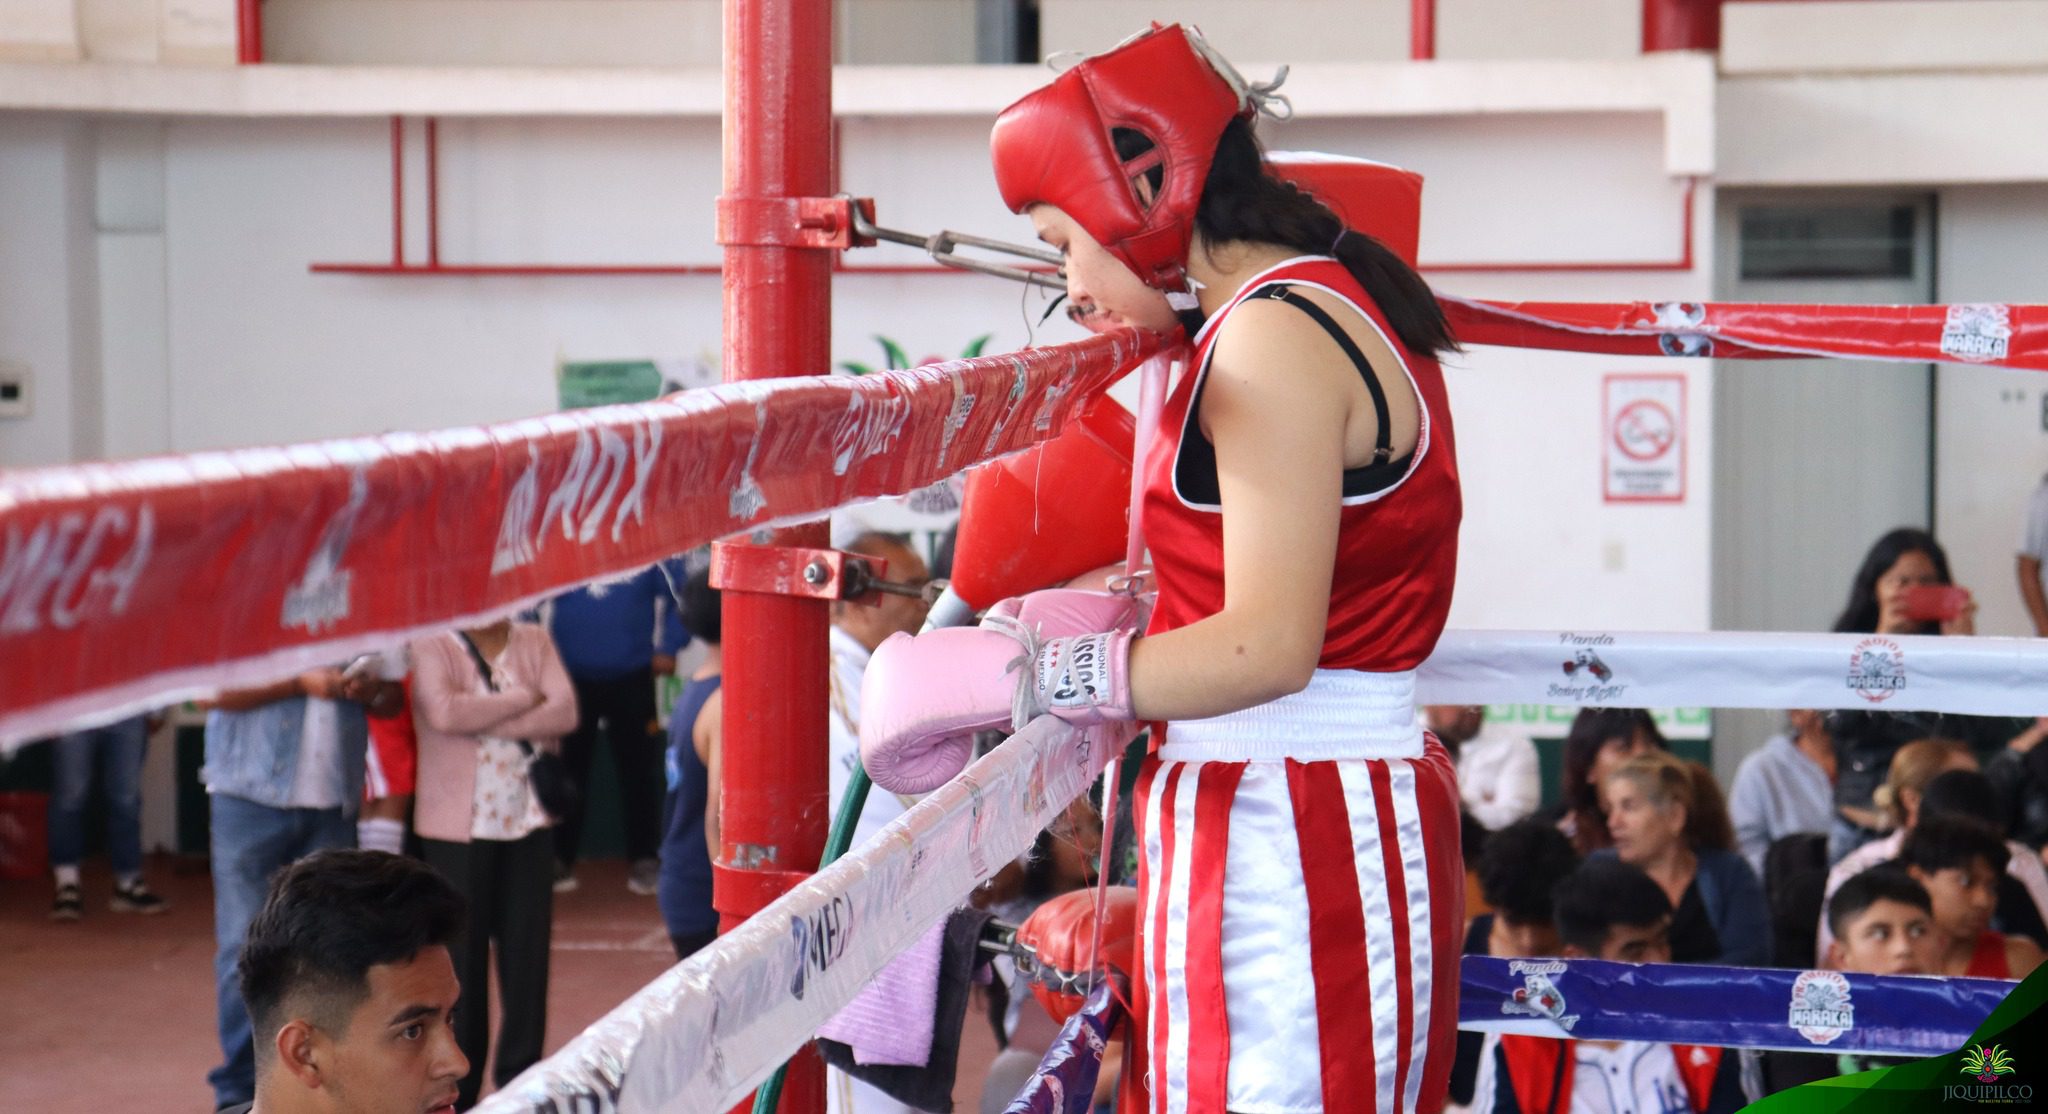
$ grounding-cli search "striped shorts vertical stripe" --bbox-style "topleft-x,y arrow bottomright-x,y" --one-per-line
1128,735 -> 1464,1114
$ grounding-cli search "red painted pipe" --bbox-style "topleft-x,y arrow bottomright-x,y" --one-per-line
1412,0 -> 1436,60
237,0 -> 262,64
426,118 -> 441,268
1642,0 -> 1723,52
390,117 -> 405,266
716,0 -> 834,1110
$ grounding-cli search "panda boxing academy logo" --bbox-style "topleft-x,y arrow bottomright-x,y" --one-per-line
1561,648 -> 1613,683
1500,960 -> 1580,1032
1846,636 -> 1906,704
1651,302 -> 1713,358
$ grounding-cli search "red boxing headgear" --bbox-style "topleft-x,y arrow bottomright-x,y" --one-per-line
990,24 -> 1284,295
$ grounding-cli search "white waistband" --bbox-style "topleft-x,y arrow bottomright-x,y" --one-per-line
1158,668 -> 1422,763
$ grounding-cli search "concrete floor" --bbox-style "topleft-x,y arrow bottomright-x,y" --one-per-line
0,854 -> 998,1112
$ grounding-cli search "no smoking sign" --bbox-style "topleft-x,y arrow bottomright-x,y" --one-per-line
1604,374 -> 1686,503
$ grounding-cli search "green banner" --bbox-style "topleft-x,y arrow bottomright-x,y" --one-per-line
558,360 -> 666,410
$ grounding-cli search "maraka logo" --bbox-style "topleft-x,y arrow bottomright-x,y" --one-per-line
1500,962 -> 1580,1032
1847,637 -> 1906,703
1561,649 -> 1613,683
1961,1044 -> 2018,1084
1941,304 -> 2013,364
1787,970 -> 1854,1046
786,896 -> 854,1002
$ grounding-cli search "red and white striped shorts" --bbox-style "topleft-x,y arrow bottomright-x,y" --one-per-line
1127,671 -> 1464,1114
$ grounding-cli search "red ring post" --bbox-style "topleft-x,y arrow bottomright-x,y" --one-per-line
716,0 -> 835,1111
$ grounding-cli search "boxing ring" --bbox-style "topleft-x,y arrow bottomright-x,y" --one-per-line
9,1 -> 2048,1111
5,295 -> 2048,1114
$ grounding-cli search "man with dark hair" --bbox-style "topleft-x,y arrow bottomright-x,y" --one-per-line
1472,859 -> 1744,1113
1898,815 -> 2044,978
226,849 -> 468,1114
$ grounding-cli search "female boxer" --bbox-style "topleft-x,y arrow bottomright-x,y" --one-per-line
861,25 -> 1463,1113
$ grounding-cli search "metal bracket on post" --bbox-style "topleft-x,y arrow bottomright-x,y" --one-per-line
710,541 -> 944,606
716,195 -> 879,250
848,205 -> 1067,291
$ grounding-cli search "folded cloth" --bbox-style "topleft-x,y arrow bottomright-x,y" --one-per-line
818,916 -> 946,1066
820,907 -> 999,1113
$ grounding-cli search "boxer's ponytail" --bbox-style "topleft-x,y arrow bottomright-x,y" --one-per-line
1187,119 -> 1458,358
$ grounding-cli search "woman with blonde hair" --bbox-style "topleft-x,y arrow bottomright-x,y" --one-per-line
1595,750 -> 1768,965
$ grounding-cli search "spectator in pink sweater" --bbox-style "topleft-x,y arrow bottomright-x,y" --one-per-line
410,618 -> 577,1110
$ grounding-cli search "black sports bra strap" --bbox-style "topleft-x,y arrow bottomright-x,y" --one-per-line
1257,284 -> 1393,464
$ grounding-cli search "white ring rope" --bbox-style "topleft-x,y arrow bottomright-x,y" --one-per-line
474,623 -> 2046,1112
478,716 -> 1133,1114
1418,628 -> 2048,716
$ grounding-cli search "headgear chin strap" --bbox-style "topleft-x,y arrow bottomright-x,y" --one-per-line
990,24 -> 1290,296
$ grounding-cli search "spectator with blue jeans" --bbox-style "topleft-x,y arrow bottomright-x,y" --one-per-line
46,712 -> 166,920
202,663 -> 401,1112
546,563 -> 687,895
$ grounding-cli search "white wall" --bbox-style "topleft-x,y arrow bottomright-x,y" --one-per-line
0,116 -> 99,468
1,105 -> 1716,636
261,0 -> 979,66
146,116 -> 1058,450
1934,184 -> 2048,638
1041,0 -> 1643,62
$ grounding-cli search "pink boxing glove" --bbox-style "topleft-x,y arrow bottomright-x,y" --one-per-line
859,627 -> 1023,793
859,618 -> 1138,794
980,588 -> 1144,641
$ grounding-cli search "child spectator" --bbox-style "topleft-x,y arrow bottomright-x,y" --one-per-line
1448,821 -> 1579,1108
1754,866 -> 1941,1096
1819,760 -> 2048,958
1826,865 -> 1938,976
1897,815 -> 2045,979
1469,858 -> 1746,1113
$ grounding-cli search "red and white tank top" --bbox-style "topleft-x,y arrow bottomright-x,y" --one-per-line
1142,255 -> 1461,673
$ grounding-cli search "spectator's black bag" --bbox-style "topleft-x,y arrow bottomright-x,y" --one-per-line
456,631 -> 579,824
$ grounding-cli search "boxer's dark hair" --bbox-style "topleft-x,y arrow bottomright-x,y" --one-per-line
1118,118 -> 1457,357
239,850 -> 465,1068
1834,527 -> 1952,634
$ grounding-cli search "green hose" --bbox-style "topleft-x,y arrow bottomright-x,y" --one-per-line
751,764 -> 873,1114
